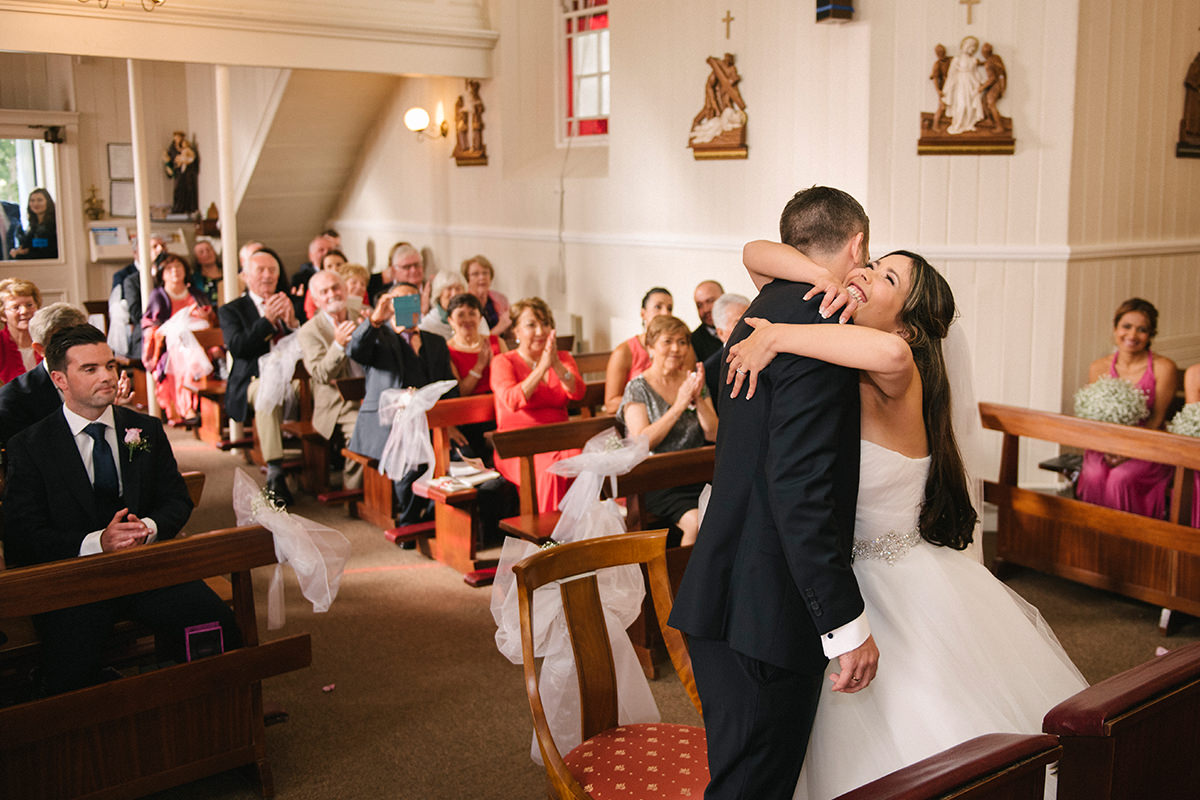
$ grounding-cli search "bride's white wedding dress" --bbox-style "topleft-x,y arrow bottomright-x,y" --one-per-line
793,440 -> 1088,799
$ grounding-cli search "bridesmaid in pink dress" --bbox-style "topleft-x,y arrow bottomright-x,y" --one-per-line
1075,298 -> 1178,518
602,287 -> 677,413
1185,363 -> 1200,527
491,297 -> 586,513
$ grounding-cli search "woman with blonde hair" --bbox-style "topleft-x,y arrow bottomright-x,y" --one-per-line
617,314 -> 717,545
0,277 -> 43,383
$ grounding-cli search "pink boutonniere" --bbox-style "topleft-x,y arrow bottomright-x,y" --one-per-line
123,427 -> 150,456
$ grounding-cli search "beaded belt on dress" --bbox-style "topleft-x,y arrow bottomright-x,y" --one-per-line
852,528 -> 922,565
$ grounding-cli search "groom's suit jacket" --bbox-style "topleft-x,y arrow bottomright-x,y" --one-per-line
3,405 -> 192,568
669,278 -> 863,675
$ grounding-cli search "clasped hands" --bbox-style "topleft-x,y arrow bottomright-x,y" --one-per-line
100,508 -> 151,553
261,291 -> 296,328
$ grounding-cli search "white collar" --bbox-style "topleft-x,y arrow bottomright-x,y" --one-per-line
63,403 -> 116,437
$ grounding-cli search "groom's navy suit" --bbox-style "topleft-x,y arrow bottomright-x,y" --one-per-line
4,405 -> 240,693
669,279 -> 863,799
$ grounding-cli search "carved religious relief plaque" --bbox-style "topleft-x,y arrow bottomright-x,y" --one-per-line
452,79 -> 488,167
1178,52 -> 1200,159
689,53 -> 748,160
918,36 -> 1015,155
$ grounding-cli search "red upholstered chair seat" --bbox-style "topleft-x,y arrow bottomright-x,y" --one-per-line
564,723 -> 709,799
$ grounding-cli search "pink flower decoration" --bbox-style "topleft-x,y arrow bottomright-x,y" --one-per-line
124,428 -> 143,444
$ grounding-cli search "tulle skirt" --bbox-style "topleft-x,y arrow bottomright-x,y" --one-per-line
793,540 -> 1087,800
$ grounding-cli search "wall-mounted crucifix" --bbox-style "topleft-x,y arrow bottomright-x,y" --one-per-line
961,0 -> 980,25
723,10 -> 734,39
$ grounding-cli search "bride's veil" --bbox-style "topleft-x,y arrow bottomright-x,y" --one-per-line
945,320 -> 987,563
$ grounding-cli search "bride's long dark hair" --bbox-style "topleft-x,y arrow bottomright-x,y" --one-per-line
887,250 -> 977,550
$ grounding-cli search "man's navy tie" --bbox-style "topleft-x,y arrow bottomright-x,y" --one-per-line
85,421 -> 121,514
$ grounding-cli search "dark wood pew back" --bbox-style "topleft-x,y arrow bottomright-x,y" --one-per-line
0,525 -> 311,799
1043,640 -> 1200,800
488,416 -> 617,516
980,402 -> 1200,632
834,733 -> 1062,800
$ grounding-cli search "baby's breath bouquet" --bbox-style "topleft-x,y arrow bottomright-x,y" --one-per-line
1167,402 -> 1200,438
1073,375 -> 1149,426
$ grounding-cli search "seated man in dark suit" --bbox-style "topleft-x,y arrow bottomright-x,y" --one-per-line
0,302 -> 89,447
219,246 -> 299,504
702,292 -> 750,408
691,279 -> 726,362
347,282 -> 457,525
3,324 -> 240,695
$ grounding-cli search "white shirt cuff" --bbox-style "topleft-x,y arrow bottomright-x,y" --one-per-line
79,530 -> 104,556
142,517 -> 159,543
820,612 -> 871,659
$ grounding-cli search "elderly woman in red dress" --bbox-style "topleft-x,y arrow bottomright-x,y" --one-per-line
0,277 -> 42,384
490,297 -> 586,513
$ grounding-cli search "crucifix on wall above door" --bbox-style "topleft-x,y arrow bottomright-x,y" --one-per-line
960,0 -> 980,24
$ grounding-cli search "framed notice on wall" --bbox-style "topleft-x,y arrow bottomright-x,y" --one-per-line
107,143 -> 133,180
110,180 -> 135,217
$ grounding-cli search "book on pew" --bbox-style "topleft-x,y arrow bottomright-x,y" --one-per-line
430,462 -> 501,491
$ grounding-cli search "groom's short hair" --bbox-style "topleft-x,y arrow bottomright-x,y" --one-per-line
779,186 -> 869,257
45,324 -> 106,372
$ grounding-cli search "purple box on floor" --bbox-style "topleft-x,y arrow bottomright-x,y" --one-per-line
184,621 -> 224,661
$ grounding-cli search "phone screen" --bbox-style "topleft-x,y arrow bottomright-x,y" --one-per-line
392,294 -> 421,329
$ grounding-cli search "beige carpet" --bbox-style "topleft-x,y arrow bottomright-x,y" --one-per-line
147,428 -> 1200,799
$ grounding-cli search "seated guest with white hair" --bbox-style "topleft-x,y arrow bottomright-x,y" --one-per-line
420,271 -> 488,340
219,246 -> 299,505
703,291 -> 750,405
3,323 -> 241,695
299,270 -> 366,490
0,301 -> 89,446
347,282 -> 457,526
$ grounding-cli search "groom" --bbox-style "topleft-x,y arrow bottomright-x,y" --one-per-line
670,186 -> 879,799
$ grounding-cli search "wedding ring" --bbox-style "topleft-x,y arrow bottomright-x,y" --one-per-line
852,676 -> 860,682
736,367 -> 747,374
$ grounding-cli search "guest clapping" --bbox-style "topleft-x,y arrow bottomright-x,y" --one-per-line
0,278 -> 42,384
617,315 -> 717,546
491,298 -> 586,513
461,255 -> 511,339
603,287 -> 679,413
10,188 -> 57,260
1076,298 -> 1178,518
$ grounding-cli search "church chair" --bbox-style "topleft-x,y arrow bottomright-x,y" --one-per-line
832,733 -> 1061,800
182,469 -> 205,506
511,529 -> 706,799
1044,639 -> 1200,800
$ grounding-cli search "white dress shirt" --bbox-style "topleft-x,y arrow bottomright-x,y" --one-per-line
61,404 -> 158,556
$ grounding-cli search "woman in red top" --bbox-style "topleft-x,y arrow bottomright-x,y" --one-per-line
490,297 -> 586,513
446,292 -> 507,463
0,278 -> 42,385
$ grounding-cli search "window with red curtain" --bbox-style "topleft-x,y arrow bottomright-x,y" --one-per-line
563,0 -> 609,139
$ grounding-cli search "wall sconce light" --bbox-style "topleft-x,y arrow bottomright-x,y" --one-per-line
404,106 -> 449,140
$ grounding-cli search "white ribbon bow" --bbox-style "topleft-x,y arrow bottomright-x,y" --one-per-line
157,305 -> 214,382
254,331 -> 303,414
376,379 -> 458,481
232,469 -> 352,630
491,430 -> 657,765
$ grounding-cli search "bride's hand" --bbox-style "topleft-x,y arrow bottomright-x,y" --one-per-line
726,317 -> 778,400
802,274 -> 858,324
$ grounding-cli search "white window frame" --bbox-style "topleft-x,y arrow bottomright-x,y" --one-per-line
555,0 -> 610,147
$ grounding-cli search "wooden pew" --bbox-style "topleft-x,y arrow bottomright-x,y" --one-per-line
185,327 -> 230,446
488,415 -> 618,540
1043,640 -> 1200,800
979,402 -> 1200,634
0,525 -> 311,799
834,733 -> 1062,800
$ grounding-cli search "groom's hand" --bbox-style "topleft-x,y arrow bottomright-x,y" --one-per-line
830,635 -> 879,693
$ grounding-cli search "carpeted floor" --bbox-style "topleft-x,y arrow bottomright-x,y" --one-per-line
147,428 -> 1200,799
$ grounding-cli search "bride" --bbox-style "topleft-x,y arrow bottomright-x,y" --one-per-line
726,241 -> 1088,799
